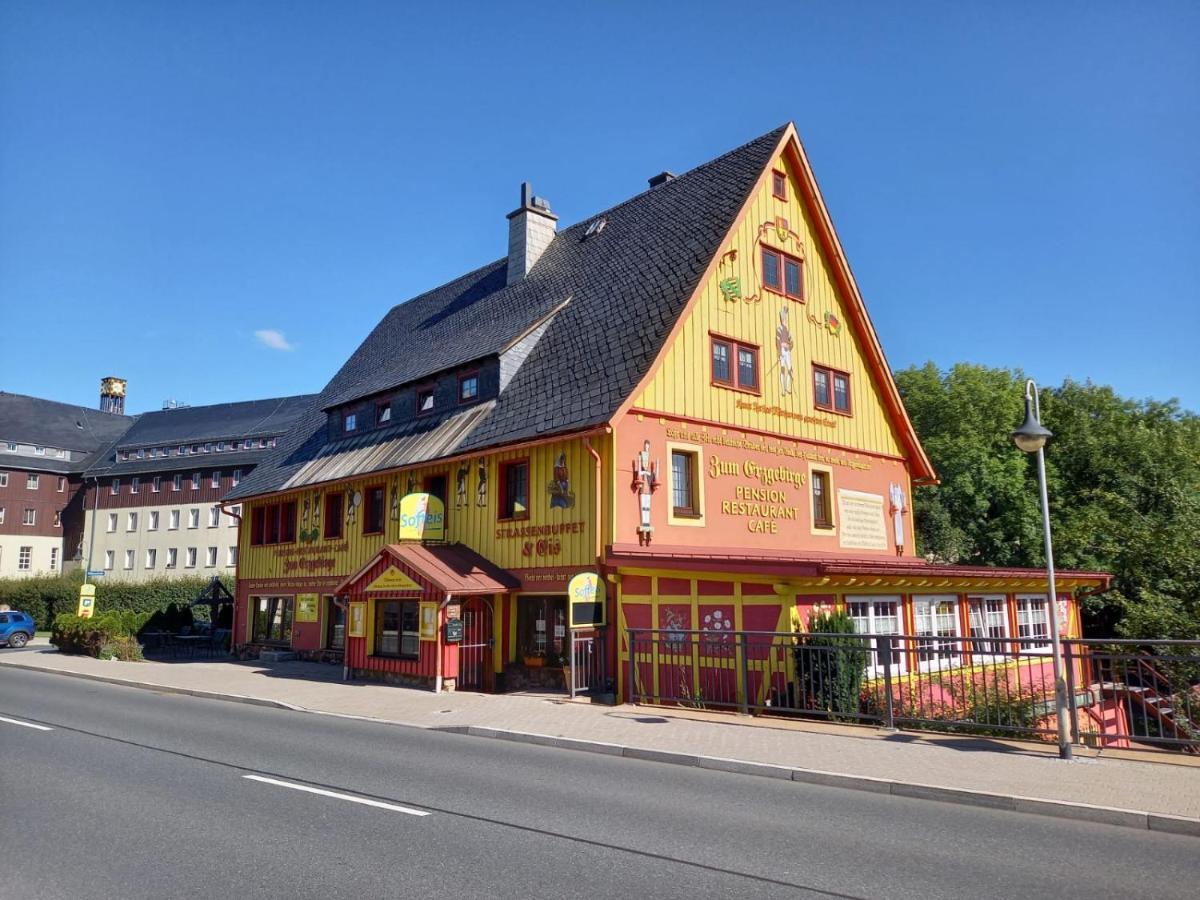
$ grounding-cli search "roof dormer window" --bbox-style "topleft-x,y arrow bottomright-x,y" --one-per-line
416,387 -> 435,416
344,413 -> 357,433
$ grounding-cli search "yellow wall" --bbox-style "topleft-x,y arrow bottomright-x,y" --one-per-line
237,436 -> 605,581
633,152 -> 904,459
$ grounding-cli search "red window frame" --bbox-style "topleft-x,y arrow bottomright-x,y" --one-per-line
323,492 -> 344,540
709,334 -> 761,395
251,501 -> 297,546
458,371 -> 480,405
771,169 -> 787,201
761,245 -> 804,301
415,385 -> 435,416
363,484 -> 386,535
498,458 -> 530,522
250,507 -> 265,545
812,364 -> 853,415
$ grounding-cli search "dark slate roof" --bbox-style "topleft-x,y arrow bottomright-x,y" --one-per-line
228,125 -> 788,500
85,394 -> 315,478
0,392 -> 133,473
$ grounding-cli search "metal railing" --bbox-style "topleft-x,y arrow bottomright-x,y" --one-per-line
625,628 -> 1200,752
569,629 -> 608,699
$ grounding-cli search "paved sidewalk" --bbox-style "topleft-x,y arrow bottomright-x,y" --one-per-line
4,643 -> 1198,834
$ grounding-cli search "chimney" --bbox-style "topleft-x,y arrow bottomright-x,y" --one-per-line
647,171 -> 675,188
99,376 -> 127,415
506,182 -> 557,286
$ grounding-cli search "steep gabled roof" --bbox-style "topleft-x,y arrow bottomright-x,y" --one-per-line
0,391 -> 133,473
229,125 -> 790,500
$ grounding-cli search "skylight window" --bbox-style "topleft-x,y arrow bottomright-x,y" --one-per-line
583,217 -> 607,238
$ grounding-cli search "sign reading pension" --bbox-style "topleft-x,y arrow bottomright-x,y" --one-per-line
398,493 -> 445,541
77,584 -> 96,619
837,490 -> 889,551
568,572 -> 606,628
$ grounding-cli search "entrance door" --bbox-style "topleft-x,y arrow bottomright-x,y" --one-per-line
457,597 -> 493,691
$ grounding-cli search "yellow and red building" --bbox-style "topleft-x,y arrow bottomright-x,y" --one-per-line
226,124 -> 1107,700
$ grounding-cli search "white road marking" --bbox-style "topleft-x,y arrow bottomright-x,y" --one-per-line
0,715 -> 53,731
242,775 -> 430,816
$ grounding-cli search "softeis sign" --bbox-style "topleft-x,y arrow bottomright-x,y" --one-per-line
398,493 -> 446,541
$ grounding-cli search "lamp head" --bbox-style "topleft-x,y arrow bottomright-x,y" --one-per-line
1011,395 -> 1052,453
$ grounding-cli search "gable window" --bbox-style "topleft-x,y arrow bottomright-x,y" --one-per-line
374,599 -> 420,659
363,485 -> 386,535
344,413 -> 357,433
458,372 -> 479,404
811,470 -> 833,530
499,460 -> 529,521
416,386 -> 435,416
670,450 -> 700,517
27,474 -> 39,490
771,169 -> 787,201
324,493 -> 344,540
376,402 -> 392,425
813,365 -> 852,414
710,336 -> 760,393
761,246 -> 803,301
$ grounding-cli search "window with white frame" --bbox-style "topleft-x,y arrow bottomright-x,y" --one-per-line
23,508 -> 35,526
191,472 -> 201,490
53,510 -> 61,527
111,478 -> 119,495
145,548 -> 157,569
173,474 -> 182,491
847,596 -> 906,674
127,511 -> 138,532
227,545 -> 238,567
211,471 -> 220,488
208,506 -> 220,527
107,513 -> 118,533
104,550 -> 115,570
169,509 -> 180,530
1016,595 -> 1052,652
149,511 -> 159,531
205,546 -> 217,567
913,595 -> 961,669
152,475 -> 161,493
0,472 -> 7,487
49,547 -> 58,569
27,473 -> 39,490
967,595 -> 1010,658
166,547 -> 178,568
232,469 -> 241,486
131,476 -> 140,494
188,508 -> 199,529
124,549 -> 135,570
18,546 -> 32,571
57,476 -> 66,492
0,507 -> 5,525
228,504 -> 241,525
34,446 -> 45,455
185,547 -> 197,568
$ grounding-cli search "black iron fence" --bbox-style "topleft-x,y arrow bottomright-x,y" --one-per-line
626,628 -> 1200,752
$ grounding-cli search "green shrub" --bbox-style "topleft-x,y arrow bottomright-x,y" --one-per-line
98,636 -> 145,661
0,573 -> 229,630
795,609 -> 869,722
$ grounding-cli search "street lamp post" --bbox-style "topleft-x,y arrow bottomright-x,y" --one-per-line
1010,379 -> 1073,761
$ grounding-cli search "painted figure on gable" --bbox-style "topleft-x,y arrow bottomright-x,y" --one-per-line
476,459 -> 488,507
390,479 -> 402,520
456,460 -> 469,508
889,482 -> 907,556
776,305 -> 794,396
299,495 -> 313,543
548,452 -> 575,509
633,440 -> 659,545
406,473 -> 417,496
346,490 -> 361,526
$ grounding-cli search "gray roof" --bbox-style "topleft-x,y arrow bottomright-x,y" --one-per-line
85,394 -> 315,478
228,125 -> 788,501
0,392 -> 133,473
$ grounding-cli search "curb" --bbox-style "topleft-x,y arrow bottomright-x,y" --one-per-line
5,660 -> 1198,838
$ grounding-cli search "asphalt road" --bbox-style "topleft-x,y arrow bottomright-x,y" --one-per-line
1,666 -> 1197,900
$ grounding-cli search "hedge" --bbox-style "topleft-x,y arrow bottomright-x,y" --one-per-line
0,571 -> 234,631
51,611 -> 151,660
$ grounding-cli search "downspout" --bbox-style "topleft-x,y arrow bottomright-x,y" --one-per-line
584,437 -> 604,565
218,501 -> 243,651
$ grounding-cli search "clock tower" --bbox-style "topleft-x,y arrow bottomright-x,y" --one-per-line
100,376 -> 127,415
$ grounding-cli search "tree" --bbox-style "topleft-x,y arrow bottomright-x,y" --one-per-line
895,363 -> 1200,639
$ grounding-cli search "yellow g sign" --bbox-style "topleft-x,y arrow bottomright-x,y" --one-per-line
398,493 -> 445,541
78,584 -> 97,619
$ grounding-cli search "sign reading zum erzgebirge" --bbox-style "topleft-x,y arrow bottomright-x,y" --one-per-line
398,493 -> 446,541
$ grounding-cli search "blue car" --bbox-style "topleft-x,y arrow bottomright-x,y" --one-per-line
0,610 -> 35,648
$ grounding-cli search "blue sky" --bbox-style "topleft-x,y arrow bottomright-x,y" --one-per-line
2,2 -> 1197,415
